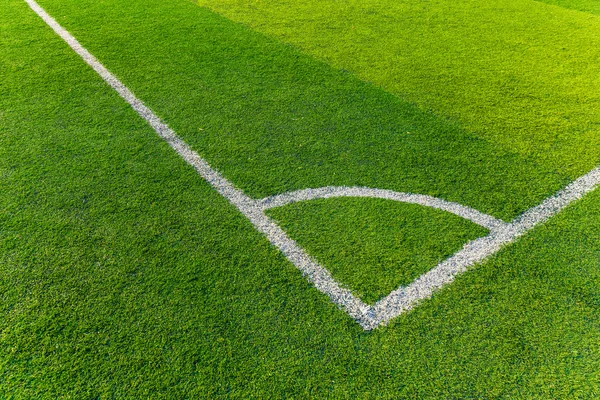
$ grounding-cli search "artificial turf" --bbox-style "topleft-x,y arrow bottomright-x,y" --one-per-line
199,0 -> 600,178
537,0 -> 600,14
31,0 -> 572,221
2,0 -> 600,397
23,0 -> 583,309
267,197 -> 487,304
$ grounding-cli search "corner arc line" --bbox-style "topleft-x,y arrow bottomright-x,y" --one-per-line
258,186 -> 508,232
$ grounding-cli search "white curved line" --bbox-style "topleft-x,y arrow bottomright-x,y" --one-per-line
258,186 -> 507,232
368,167 -> 600,329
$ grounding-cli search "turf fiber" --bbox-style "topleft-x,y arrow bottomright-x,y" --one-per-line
199,0 -> 600,176
2,0 -> 600,397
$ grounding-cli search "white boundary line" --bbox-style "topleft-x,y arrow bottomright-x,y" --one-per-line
27,0 -> 600,330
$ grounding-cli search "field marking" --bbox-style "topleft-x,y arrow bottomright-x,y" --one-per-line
24,0 -> 375,328
258,186 -> 507,232
372,167 -> 600,328
27,0 -> 600,330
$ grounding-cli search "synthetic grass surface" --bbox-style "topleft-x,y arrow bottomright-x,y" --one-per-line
1,1 -> 351,396
537,0 -> 600,14
2,0 -> 600,397
199,0 -> 600,178
33,0 -> 572,222
268,198 -> 487,304
28,0 -> 582,308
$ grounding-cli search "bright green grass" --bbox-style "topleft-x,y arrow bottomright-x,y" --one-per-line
199,0 -> 600,178
268,198 -> 487,303
2,0 -> 600,397
537,0 -> 600,14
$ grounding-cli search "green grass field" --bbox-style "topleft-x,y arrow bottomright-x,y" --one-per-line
1,0 -> 600,397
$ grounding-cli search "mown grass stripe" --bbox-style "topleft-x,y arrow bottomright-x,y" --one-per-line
199,0 -> 600,178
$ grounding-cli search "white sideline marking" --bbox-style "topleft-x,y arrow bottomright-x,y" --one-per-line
24,0 -> 374,327
27,0 -> 600,330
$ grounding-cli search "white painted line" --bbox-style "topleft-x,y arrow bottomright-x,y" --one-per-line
27,0 -> 600,330
369,167 -> 600,329
258,186 -> 507,232
24,0 -> 376,328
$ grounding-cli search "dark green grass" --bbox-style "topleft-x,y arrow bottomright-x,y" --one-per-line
268,198 -> 487,303
2,0 -> 600,397
199,0 -> 600,177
